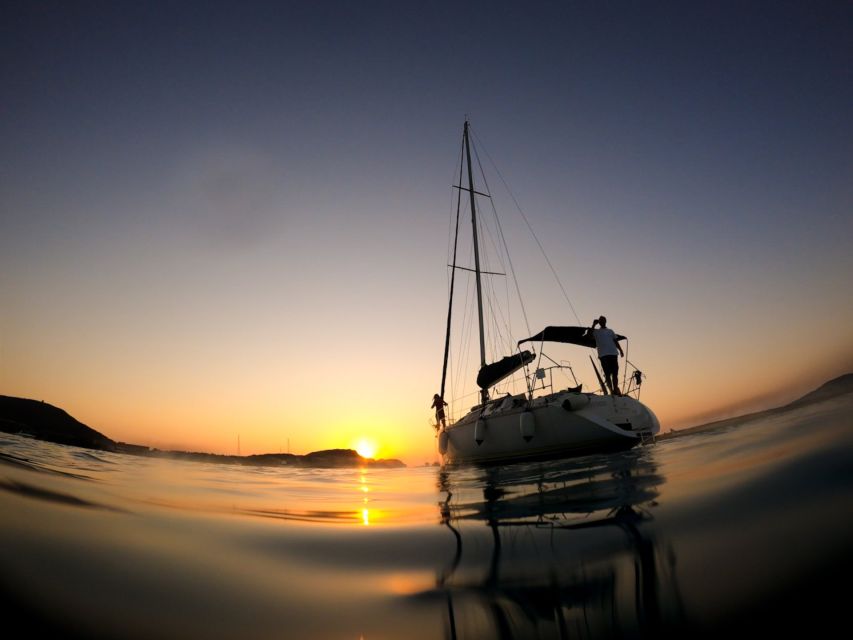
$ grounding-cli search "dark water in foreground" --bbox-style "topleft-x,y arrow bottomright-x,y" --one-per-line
2,395 -> 853,639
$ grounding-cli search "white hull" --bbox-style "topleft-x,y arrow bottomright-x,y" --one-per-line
440,391 -> 660,464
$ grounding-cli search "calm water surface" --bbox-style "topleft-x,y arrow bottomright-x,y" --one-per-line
2,394 -> 852,639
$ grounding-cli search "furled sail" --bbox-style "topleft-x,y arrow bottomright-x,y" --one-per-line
476,350 -> 535,390
518,326 -> 625,349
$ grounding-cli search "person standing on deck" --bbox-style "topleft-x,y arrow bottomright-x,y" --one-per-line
432,393 -> 448,429
588,316 -> 624,396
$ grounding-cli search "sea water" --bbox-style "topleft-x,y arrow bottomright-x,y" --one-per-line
2,393 -> 852,639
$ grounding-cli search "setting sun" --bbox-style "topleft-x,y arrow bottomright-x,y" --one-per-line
354,438 -> 377,459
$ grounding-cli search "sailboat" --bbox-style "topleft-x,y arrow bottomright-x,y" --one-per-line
436,120 -> 659,464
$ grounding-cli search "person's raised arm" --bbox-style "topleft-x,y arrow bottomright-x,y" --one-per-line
586,318 -> 598,336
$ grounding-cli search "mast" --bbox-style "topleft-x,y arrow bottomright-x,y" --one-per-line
464,120 -> 489,405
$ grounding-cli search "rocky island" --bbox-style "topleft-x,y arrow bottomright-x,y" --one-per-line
0,395 -> 405,468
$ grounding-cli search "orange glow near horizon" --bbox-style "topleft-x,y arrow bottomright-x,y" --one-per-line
2,350 -> 851,466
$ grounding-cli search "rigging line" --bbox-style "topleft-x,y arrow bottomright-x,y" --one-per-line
493,279 -> 514,356
476,229 -> 500,354
485,289 -> 507,361
502,243 -> 512,354
471,128 -> 583,325
478,209 -> 515,354
444,150 -> 465,413
475,176 -> 511,326
452,265 -> 469,394
454,261 -> 476,404
469,129 -> 532,338
468,197 -> 514,361
445,143 -> 464,284
479,248 -> 511,361
449,265 -> 505,276
441,139 -> 467,401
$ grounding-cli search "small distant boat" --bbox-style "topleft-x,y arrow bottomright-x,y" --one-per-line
435,121 -> 659,464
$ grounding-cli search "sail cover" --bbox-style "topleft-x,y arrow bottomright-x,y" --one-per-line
517,326 -> 625,349
477,350 -> 535,389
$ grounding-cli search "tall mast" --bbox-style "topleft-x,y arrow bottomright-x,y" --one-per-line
464,120 -> 489,405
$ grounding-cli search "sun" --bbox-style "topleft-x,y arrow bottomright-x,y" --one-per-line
354,438 -> 377,459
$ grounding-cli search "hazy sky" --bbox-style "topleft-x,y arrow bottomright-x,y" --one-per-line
2,1 -> 851,463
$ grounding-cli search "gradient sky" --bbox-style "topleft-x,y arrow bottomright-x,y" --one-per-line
2,1 -> 851,464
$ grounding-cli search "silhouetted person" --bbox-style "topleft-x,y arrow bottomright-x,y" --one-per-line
432,393 -> 448,428
588,316 -> 624,395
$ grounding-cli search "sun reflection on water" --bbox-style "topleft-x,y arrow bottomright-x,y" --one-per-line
360,470 -> 370,526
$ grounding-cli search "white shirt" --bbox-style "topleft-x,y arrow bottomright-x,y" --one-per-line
592,327 -> 619,358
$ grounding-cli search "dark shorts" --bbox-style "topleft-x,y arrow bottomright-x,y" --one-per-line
600,355 -> 619,377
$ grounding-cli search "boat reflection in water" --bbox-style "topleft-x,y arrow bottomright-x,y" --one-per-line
432,449 -> 683,639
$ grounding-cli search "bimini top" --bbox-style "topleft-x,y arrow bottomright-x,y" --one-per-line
518,326 -> 626,349
477,350 -> 535,390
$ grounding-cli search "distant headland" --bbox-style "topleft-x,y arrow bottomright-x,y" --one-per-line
656,372 -> 853,440
0,395 -> 405,469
